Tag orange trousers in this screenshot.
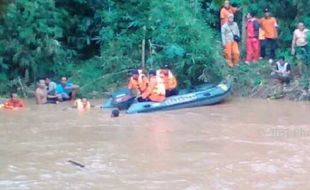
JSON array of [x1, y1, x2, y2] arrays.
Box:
[[224, 41, 240, 67]]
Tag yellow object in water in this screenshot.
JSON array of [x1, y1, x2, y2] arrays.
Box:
[[74, 99, 91, 111]]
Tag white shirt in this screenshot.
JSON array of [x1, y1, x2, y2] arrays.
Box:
[[221, 22, 240, 45], [293, 28, 309, 47], [48, 81, 57, 93]]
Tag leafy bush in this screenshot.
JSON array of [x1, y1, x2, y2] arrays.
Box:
[[0, 0, 75, 92], [1, 0, 310, 96]]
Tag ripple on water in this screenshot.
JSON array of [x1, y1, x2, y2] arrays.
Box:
[[250, 162, 279, 174], [2, 99, 310, 189]]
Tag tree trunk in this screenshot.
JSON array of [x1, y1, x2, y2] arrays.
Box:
[[141, 39, 146, 70], [24, 68, 29, 84], [241, 5, 248, 58]]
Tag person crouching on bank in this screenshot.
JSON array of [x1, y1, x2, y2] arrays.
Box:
[[271, 57, 291, 85]]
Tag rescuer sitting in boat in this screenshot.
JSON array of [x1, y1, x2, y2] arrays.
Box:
[[128, 69, 149, 95], [157, 65, 178, 97], [137, 70, 166, 102]]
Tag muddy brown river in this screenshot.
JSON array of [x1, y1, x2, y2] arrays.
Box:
[[1, 98, 310, 190]]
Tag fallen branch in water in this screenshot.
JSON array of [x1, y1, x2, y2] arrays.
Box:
[[67, 160, 85, 168]]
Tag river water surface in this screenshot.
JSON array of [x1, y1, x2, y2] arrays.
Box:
[[1, 98, 310, 190]]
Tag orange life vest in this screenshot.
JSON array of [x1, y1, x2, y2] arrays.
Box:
[[142, 76, 166, 102], [157, 69, 177, 90], [3, 99, 25, 109], [128, 70, 148, 94], [153, 76, 166, 96]]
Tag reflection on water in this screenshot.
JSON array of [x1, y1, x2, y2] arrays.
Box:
[[1, 98, 310, 189]]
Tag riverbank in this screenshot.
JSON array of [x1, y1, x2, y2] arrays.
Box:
[[1, 60, 309, 103], [231, 61, 310, 101]]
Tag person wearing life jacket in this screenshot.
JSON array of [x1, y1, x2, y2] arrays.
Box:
[[138, 70, 166, 102], [128, 69, 149, 95], [157, 65, 178, 97], [74, 98, 91, 111], [271, 56, 291, 84], [3, 93, 25, 109]]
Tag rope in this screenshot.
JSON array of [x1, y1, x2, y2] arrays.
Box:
[[80, 69, 130, 90]]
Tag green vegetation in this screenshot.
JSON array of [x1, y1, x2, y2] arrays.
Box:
[[0, 0, 310, 97]]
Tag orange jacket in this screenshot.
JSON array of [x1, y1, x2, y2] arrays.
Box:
[[128, 72, 149, 94], [141, 76, 166, 102], [220, 6, 238, 26], [259, 17, 278, 39], [3, 99, 25, 109], [259, 28, 265, 40], [157, 69, 177, 90]]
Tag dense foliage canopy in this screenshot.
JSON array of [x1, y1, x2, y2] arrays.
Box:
[[0, 0, 309, 95]]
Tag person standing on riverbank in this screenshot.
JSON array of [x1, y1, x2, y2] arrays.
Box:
[[291, 22, 309, 75], [259, 8, 278, 63], [245, 12, 260, 64], [220, 0, 239, 26], [221, 14, 240, 67]]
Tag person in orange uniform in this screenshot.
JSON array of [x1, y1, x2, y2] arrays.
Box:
[[3, 93, 25, 109], [259, 8, 278, 63], [220, 0, 239, 26], [157, 65, 178, 97], [221, 14, 240, 67], [128, 69, 149, 95], [245, 11, 260, 64], [138, 70, 166, 102]]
